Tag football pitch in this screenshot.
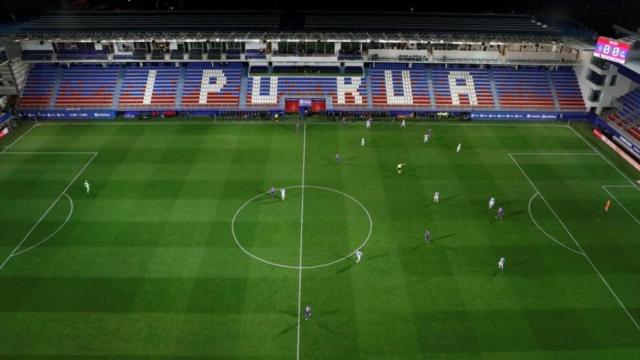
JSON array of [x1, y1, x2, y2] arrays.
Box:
[[1, 118, 640, 359]]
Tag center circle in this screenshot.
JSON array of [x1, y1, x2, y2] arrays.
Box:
[[231, 185, 372, 269]]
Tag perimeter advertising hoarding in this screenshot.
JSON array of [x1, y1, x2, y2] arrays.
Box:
[[21, 110, 115, 119]]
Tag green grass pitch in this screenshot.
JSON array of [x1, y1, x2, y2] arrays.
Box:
[[0, 118, 639, 359]]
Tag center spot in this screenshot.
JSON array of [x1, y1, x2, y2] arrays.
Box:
[[232, 186, 371, 269]]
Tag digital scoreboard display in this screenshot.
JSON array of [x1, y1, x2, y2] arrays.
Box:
[[594, 36, 631, 64]]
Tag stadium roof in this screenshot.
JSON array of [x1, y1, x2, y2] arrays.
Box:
[[0, 11, 596, 43]]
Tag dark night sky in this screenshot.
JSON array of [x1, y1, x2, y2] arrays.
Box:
[[1, 0, 639, 36]]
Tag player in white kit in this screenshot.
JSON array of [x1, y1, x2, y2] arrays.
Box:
[[280, 187, 286, 201], [423, 133, 429, 143], [355, 250, 363, 263], [433, 191, 440, 203], [489, 197, 496, 209], [401, 119, 406, 128], [498, 257, 505, 271], [361, 137, 365, 146], [84, 180, 90, 194]]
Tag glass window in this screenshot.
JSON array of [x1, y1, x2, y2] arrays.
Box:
[[587, 70, 605, 86], [590, 56, 611, 70]]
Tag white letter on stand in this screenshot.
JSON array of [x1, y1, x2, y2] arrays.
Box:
[[199, 69, 227, 104]]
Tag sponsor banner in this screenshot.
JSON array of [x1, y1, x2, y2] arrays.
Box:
[[471, 112, 561, 120], [471, 111, 587, 120], [591, 115, 640, 159], [299, 99, 312, 107], [0, 126, 9, 139], [593, 128, 640, 172], [613, 134, 640, 159], [21, 110, 115, 119]]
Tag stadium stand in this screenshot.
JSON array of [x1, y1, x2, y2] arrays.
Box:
[[607, 87, 640, 141], [119, 65, 180, 108], [19, 64, 58, 108], [16, 62, 586, 113], [55, 65, 119, 108], [551, 68, 588, 111], [180, 63, 242, 108], [493, 67, 556, 110], [431, 67, 495, 109], [369, 63, 430, 109], [8, 11, 593, 117]]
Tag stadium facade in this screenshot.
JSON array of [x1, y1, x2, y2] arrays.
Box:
[[0, 11, 639, 158]]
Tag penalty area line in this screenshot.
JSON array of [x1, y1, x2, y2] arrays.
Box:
[[566, 125, 640, 193], [510, 153, 640, 332], [0, 122, 39, 154], [12, 193, 74, 257], [0, 152, 97, 272], [527, 192, 584, 256], [602, 185, 640, 226]]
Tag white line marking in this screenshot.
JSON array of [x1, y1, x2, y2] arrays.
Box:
[[602, 184, 636, 188], [566, 125, 640, 192], [602, 185, 640, 226], [510, 153, 640, 331], [0, 152, 97, 272], [38, 121, 273, 126], [3, 151, 97, 155], [35, 121, 568, 127], [0, 122, 39, 154], [510, 152, 598, 156], [296, 124, 306, 360], [13, 193, 74, 257], [230, 185, 372, 269], [528, 192, 584, 256]]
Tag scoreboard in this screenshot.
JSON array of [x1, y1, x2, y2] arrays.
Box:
[[593, 36, 631, 64]]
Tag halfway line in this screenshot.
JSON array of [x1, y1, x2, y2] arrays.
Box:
[[296, 123, 307, 360]]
